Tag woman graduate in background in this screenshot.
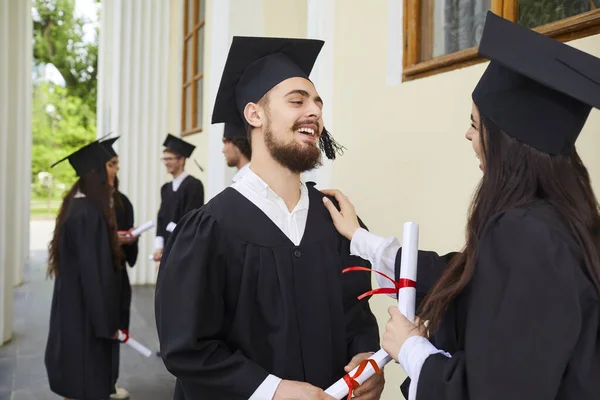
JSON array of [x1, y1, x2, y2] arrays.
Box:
[[322, 12, 600, 400], [101, 136, 139, 400], [45, 140, 122, 400]]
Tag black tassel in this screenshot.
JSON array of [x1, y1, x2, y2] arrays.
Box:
[[319, 128, 345, 160]]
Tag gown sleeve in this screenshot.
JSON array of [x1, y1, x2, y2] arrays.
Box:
[[156, 185, 167, 245], [121, 195, 139, 267], [416, 210, 581, 400], [155, 209, 270, 399], [68, 207, 118, 339], [342, 217, 381, 357], [182, 179, 205, 214]]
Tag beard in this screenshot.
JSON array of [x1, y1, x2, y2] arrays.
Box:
[[263, 118, 322, 174]]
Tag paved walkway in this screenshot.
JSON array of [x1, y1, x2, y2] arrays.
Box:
[[0, 226, 176, 400]]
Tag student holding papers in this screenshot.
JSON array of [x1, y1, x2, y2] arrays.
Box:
[[45, 140, 121, 400], [323, 12, 600, 400]]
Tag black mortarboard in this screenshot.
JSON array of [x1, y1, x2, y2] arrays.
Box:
[[212, 36, 324, 126], [100, 136, 120, 158], [223, 122, 247, 140], [472, 12, 600, 155], [163, 134, 195, 158], [50, 140, 112, 177]]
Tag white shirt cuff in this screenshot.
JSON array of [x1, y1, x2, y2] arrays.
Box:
[[398, 336, 451, 400], [248, 374, 282, 400], [155, 236, 164, 249], [350, 228, 401, 296]]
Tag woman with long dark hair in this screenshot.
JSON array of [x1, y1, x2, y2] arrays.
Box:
[[45, 140, 122, 400], [101, 136, 138, 400], [322, 12, 600, 400]]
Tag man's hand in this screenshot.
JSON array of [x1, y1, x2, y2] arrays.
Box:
[[153, 248, 163, 262], [273, 380, 336, 400], [344, 353, 385, 399]]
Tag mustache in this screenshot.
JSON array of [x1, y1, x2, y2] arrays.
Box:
[[292, 120, 321, 134]]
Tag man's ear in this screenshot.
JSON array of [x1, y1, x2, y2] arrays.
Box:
[[244, 102, 263, 129]]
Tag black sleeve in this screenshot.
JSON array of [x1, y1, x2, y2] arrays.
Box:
[[394, 248, 459, 310], [156, 185, 166, 240], [182, 179, 205, 215], [416, 211, 581, 400], [342, 216, 381, 357], [68, 209, 118, 339], [155, 210, 269, 399], [121, 194, 138, 267]]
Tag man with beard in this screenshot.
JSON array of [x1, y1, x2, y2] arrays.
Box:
[[222, 122, 252, 183], [155, 37, 383, 400]]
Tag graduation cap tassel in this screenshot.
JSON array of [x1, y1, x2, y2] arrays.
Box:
[[319, 128, 345, 160], [193, 158, 204, 172]]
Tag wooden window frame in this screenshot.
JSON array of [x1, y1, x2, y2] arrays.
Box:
[[181, 0, 205, 137], [403, 1, 600, 82]]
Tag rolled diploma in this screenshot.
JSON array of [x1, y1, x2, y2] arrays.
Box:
[[129, 220, 155, 238], [325, 222, 419, 399], [166, 222, 177, 232], [117, 330, 153, 357]]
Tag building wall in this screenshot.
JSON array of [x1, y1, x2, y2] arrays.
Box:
[[329, 1, 600, 397]]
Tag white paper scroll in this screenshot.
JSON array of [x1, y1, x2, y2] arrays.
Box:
[[117, 330, 152, 357], [128, 220, 155, 238], [166, 222, 177, 232], [325, 222, 419, 399]]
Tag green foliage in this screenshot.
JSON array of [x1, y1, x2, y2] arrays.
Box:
[[33, 0, 99, 113], [32, 82, 96, 191]]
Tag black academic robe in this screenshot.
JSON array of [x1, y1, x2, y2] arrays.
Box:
[[112, 191, 139, 387], [45, 198, 119, 400], [398, 202, 600, 400], [155, 185, 380, 399], [156, 175, 204, 246]]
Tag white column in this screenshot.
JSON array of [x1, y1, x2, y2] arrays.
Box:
[[304, 0, 335, 188], [98, 0, 171, 284], [0, 0, 32, 344]]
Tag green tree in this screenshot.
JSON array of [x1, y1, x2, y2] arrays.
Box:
[[32, 82, 96, 194], [33, 0, 99, 119]]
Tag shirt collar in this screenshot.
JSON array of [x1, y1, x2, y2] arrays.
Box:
[[232, 163, 251, 183], [172, 171, 189, 191], [243, 167, 309, 212]]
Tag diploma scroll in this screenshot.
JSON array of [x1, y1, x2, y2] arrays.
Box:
[[117, 330, 153, 358], [128, 220, 155, 238], [324, 222, 419, 399]]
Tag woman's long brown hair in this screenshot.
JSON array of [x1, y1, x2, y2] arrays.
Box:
[[418, 113, 600, 334], [47, 169, 122, 277]]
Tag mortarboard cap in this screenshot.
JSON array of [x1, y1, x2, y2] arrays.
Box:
[[163, 134, 196, 158], [50, 140, 112, 177], [223, 122, 247, 140], [472, 12, 600, 155], [100, 136, 120, 158], [212, 36, 324, 127]]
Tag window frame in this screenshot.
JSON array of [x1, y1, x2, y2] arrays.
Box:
[[403, 1, 600, 82], [181, 0, 206, 137]]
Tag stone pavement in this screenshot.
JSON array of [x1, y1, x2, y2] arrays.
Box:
[[0, 248, 176, 400]]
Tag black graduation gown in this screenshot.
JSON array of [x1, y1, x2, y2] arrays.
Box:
[[155, 185, 380, 399], [112, 191, 139, 387], [114, 191, 138, 330], [398, 202, 600, 400], [156, 175, 204, 246], [45, 198, 119, 400]]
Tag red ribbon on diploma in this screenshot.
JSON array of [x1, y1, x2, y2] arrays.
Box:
[[121, 329, 129, 343], [342, 359, 382, 400], [343, 266, 416, 300]]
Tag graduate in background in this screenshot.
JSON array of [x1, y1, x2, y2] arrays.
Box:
[[322, 12, 600, 400], [45, 140, 121, 400], [101, 136, 139, 400], [152, 134, 204, 262], [222, 122, 251, 183], [155, 37, 382, 400]]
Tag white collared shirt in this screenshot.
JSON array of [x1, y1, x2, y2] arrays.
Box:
[[231, 167, 309, 398], [172, 171, 189, 191], [232, 163, 251, 184]]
